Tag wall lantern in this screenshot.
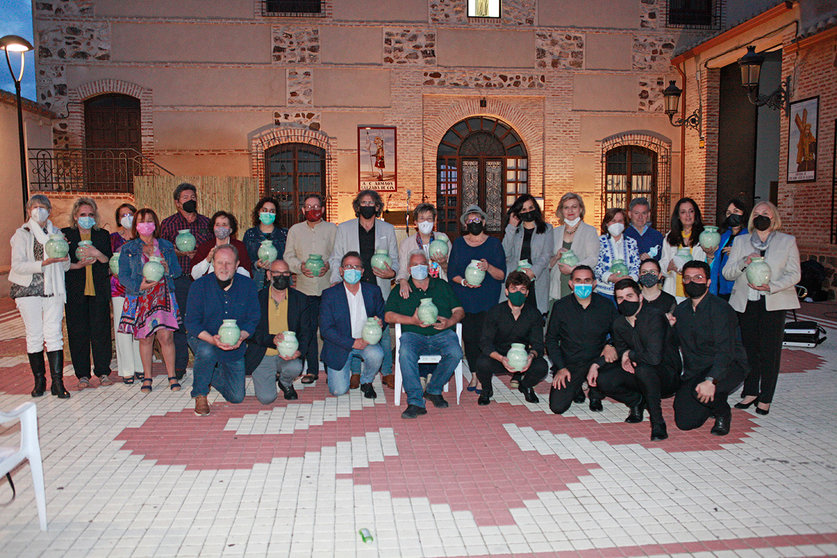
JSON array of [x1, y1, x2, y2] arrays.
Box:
[[737, 45, 791, 114], [662, 80, 702, 131]]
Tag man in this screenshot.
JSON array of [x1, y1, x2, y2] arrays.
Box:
[[320, 252, 386, 399], [637, 258, 676, 315], [185, 244, 260, 416], [589, 278, 681, 440], [673, 261, 748, 436], [546, 265, 619, 414], [385, 250, 464, 419], [329, 190, 399, 388], [160, 182, 212, 380], [625, 197, 664, 261], [245, 259, 314, 404], [476, 271, 547, 405], [283, 193, 337, 384]]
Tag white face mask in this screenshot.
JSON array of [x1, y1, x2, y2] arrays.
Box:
[[564, 217, 581, 227], [30, 207, 49, 223], [417, 221, 434, 235], [120, 214, 134, 229], [608, 222, 625, 237]]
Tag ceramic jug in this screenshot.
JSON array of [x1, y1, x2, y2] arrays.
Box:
[[429, 239, 449, 260], [464, 259, 486, 286], [258, 240, 278, 264], [45, 234, 69, 259], [559, 249, 579, 267], [75, 240, 93, 260], [370, 248, 392, 271], [517, 259, 532, 272], [417, 298, 439, 325], [142, 256, 165, 283], [746, 257, 772, 287], [361, 317, 383, 345], [175, 229, 196, 252], [699, 226, 721, 251], [305, 254, 325, 276], [218, 319, 241, 345], [608, 259, 629, 277], [277, 331, 299, 358], [109, 252, 121, 275], [506, 343, 529, 372]]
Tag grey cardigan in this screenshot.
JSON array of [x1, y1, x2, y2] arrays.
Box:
[[501, 222, 553, 314], [722, 231, 801, 312], [548, 221, 600, 301]]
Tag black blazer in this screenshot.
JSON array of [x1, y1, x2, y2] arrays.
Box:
[[244, 287, 314, 375], [63, 226, 113, 298]]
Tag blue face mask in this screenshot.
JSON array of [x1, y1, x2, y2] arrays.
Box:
[[573, 283, 593, 299], [410, 264, 428, 281], [343, 268, 362, 285], [78, 216, 96, 229]]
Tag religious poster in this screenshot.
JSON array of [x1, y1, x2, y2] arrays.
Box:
[[788, 96, 818, 183], [468, 0, 501, 17], [358, 126, 397, 191]]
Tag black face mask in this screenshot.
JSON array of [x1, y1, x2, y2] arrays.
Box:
[[182, 200, 197, 213], [753, 215, 771, 231], [358, 206, 377, 219], [683, 281, 707, 299], [638, 274, 659, 289], [617, 299, 640, 317], [519, 211, 536, 223], [466, 222, 484, 235], [725, 213, 743, 228], [272, 275, 291, 290], [216, 276, 233, 290]]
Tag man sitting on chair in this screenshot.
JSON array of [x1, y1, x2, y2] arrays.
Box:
[[385, 250, 464, 419], [319, 252, 386, 399]]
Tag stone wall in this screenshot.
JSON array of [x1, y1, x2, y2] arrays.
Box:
[[383, 29, 436, 65], [422, 71, 545, 88], [535, 31, 584, 70], [272, 26, 320, 64], [287, 70, 313, 106]]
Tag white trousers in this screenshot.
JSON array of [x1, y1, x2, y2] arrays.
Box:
[[15, 296, 65, 353], [112, 296, 143, 377]]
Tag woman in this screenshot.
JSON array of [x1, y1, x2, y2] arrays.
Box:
[[448, 205, 506, 392], [548, 192, 599, 303], [502, 194, 553, 314], [594, 208, 640, 299], [723, 201, 800, 415], [118, 208, 182, 393], [9, 195, 71, 398], [659, 197, 709, 301], [191, 211, 253, 280], [111, 203, 143, 384], [242, 197, 287, 289], [397, 202, 451, 297], [63, 197, 113, 389], [710, 198, 748, 300]]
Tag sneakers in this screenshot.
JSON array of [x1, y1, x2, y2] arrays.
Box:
[[360, 383, 377, 399], [194, 395, 210, 416], [423, 391, 449, 408], [401, 404, 428, 419]]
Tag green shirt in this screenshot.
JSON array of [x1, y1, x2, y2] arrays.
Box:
[[385, 277, 461, 336]]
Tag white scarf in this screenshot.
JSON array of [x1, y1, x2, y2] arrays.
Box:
[[26, 218, 67, 302]]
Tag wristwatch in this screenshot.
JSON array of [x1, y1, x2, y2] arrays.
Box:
[[704, 376, 718, 385]]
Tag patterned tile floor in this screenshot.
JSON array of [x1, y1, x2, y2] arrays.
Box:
[[0, 296, 836, 557]]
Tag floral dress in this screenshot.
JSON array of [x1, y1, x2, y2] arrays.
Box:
[[118, 240, 180, 338]]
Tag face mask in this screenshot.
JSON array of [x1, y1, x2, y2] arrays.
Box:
[[120, 214, 134, 229], [358, 206, 377, 219], [417, 221, 434, 235], [608, 222, 625, 237], [214, 227, 231, 240], [508, 291, 527, 306], [564, 217, 580, 227], [271, 275, 291, 290], [519, 211, 536, 223], [618, 299, 640, 317], [343, 268, 362, 285], [259, 212, 276, 225], [638, 273, 660, 289], [683, 281, 707, 299], [753, 215, 771, 231], [305, 208, 322, 222], [725, 213, 743, 228], [466, 222, 484, 235], [30, 207, 49, 223], [216, 276, 233, 290], [573, 284, 593, 299], [78, 216, 96, 230], [182, 200, 197, 213], [136, 222, 156, 236], [410, 264, 428, 280]]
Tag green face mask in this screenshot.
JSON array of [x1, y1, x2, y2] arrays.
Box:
[[508, 291, 527, 307], [259, 212, 276, 225]]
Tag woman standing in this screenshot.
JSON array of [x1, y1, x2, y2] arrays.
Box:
[[191, 211, 252, 279], [723, 201, 800, 415], [710, 198, 748, 300], [594, 208, 640, 299], [111, 203, 143, 384], [502, 194, 553, 314], [397, 202, 451, 297], [548, 192, 599, 303], [448, 205, 506, 392], [118, 208, 182, 393], [10, 195, 71, 398], [63, 197, 113, 389], [659, 197, 709, 301], [242, 197, 287, 289]]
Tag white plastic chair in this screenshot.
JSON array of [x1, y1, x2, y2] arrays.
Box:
[[0, 402, 47, 531], [394, 322, 463, 406]]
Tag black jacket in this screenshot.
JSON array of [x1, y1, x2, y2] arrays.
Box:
[[608, 304, 681, 374], [63, 226, 113, 298], [244, 287, 314, 375]]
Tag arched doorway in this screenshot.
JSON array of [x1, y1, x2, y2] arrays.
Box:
[[265, 142, 326, 229], [436, 116, 528, 237], [83, 93, 141, 191]]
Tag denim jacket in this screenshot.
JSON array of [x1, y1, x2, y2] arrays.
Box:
[[118, 238, 182, 296]]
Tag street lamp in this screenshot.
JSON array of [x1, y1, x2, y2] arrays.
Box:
[[662, 80, 702, 132], [1, 34, 35, 217], [737, 45, 791, 114]]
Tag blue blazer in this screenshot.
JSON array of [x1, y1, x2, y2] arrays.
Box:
[[118, 238, 181, 296], [319, 281, 386, 370]]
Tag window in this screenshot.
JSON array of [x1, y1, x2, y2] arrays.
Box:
[[262, 0, 323, 16], [83, 93, 142, 192], [265, 143, 326, 229], [667, 0, 717, 29], [605, 146, 659, 226]]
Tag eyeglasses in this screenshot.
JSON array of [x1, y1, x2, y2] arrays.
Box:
[[304, 204, 321, 210], [465, 217, 482, 224], [682, 274, 707, 283], [342, 264, 363, 270]]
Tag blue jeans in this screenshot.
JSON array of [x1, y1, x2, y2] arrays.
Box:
[[350, 325, 393, 377], [188, 336, 246, 403], [399, 330, 463, 408], [327, 343, 384, 396]]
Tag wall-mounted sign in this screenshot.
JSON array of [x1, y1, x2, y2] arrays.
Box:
[[358, 126, 397, 191], [468, 0, 501, 18], [788, 96, 818, 183]]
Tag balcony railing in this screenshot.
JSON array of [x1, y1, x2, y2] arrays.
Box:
[[28, 147, 173, 194]]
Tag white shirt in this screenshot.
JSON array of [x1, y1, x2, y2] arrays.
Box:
[[344, 284, 367, 339]]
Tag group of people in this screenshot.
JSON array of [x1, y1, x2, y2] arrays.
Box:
[[10, 184, 801, 439]]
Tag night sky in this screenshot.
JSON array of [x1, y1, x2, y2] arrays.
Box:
[[1, 0, 37, 101]]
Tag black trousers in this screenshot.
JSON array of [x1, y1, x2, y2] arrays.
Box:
[[595, 363, 680, 423], [65, 292, 112, 379], [304, 294, 321, 377], [462, 311, 487, 375], [738, 298, 785, 404], [549, 361, 615, 414], [173, 275, 193, 371], [674, 370, 743, 431], [475, 353, 547, 392]]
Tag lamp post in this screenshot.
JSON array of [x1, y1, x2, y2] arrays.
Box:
[[662, 80, 702, 131], [737, 45, 791, 114], [1, 35, 35, 217]]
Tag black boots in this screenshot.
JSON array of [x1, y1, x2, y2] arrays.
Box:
[[47, 350, 70, 399], [28, 351, 46, 397]]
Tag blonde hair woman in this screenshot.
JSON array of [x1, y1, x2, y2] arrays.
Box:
[[548, 193, 599, 303]]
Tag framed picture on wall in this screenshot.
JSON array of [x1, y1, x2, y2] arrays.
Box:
[[788, 96, 818, 183], [468, 0, 501, 18], [358, 126, 397, 191]]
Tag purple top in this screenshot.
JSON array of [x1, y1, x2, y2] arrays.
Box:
[[110, 231, 130, 297]]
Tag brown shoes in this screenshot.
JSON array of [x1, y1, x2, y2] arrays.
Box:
[[194, 395, 210, 416], [381, 374, 395, 389], [349, 374, 361, 389]]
